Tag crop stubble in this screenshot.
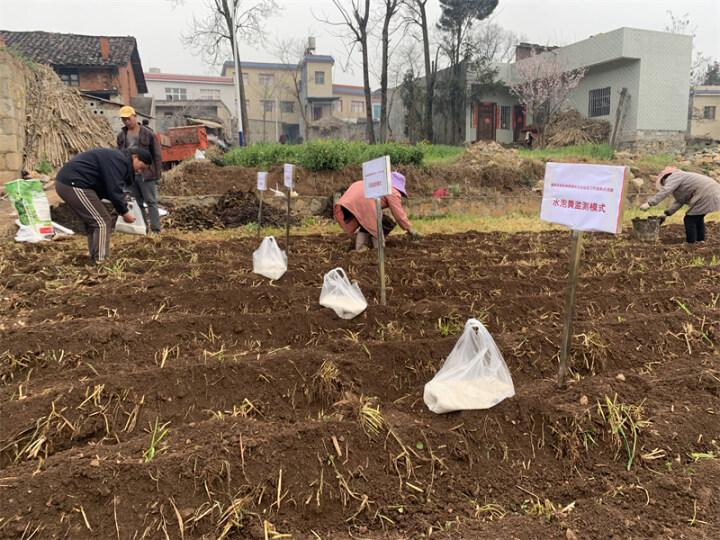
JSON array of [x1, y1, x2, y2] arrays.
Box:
[[0, 226, 718, 539]]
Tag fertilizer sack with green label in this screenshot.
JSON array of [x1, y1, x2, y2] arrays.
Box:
[[4, 179, 54, 241], [424, 319, 515, 414]]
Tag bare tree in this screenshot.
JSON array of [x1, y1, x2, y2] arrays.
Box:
[[274, 37, 310, 141], [386, 41, 423, 140], [508, 52, 586, 147], [664, 11, 712, 86], [378, 0, 402, 142], [402, 0, 435, 142], [319, 1, 375, 143], [182, 0, 280, 143], [471, 21, 524, 63]]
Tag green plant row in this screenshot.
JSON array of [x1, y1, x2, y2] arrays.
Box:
[[223, 140, 425, 171]]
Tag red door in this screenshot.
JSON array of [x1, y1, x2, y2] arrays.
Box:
[[476, 103, 496, 141], [513, 105, 525, 142]]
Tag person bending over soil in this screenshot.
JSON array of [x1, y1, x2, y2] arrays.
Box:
[[55, 148, 151, 263], [640, 166, 720, 244], [334, 171, 420, 251]]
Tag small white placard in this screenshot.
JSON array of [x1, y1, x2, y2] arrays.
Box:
[[540, 162, 627, 234], [362, 156, 392, 199], [257, 171, 267, 191], [283, 163, 294, 189]]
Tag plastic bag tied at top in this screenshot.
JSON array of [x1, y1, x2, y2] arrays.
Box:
[[424, 318, 515, 414], [253, 236, 287, 280], [319, 267, 367, 319]]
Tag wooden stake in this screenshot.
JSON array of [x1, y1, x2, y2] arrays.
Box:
[[375, 199, 387, 306], [558, 230, 583, 387], [257, 189, 264, 238], [285, 187, 291, 254]]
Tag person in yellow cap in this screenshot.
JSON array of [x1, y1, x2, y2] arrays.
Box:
[[117, 105, 163, 233]]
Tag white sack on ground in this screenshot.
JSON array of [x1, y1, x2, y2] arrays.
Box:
[[319, 267, 367, 319], [424, 318, 515, 414], [253, 236, 287, 280]]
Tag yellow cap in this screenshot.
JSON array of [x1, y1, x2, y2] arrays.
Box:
[[119, 105, 136, 118]]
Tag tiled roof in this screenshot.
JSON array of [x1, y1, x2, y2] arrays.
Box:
[[221, 59, 298, 76], [333, 84, 364, 96], [0, 30, 136, 66], [146, 73, 234, 85], [0, 30, 147, 93]]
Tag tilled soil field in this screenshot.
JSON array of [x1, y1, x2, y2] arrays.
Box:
[[1, 226, 718, 539]]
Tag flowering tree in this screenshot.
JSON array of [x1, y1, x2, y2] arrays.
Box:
[[509, 52, 586, 147]]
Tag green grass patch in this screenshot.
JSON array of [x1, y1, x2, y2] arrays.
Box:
[[224, 140, 431, 171], [420, 143, 464, 165], [518, 144, 615, 161]]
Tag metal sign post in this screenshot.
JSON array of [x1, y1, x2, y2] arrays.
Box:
[[558, 230, 583, 387], [283, 164, 294, 253], [257, 172, 267, 238], [362, 156, 392, 307]]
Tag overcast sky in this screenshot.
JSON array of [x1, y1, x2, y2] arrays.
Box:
[[1, 0, 718, 86]]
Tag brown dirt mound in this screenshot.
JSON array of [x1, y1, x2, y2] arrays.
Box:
[[160, 156, 541, 199], [165, 190, 294, 230], [1, 227, 718, 539]]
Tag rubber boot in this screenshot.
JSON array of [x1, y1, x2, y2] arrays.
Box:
[[355, 231, 370, 252]]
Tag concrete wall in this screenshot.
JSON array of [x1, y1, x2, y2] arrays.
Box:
[[690, 87, 720, 140], [0, 50, 28, 182], [465, 87, 518, 144], [304, 60, 333, 98], [567, 58, 640, 136]]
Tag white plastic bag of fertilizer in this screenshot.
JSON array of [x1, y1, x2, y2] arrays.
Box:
[[4, 179, 53, 242], [319, 267, 367, 319], [115, 197, 147, 235], [424, 318, 514, 414], [253, 236, 287, 280]]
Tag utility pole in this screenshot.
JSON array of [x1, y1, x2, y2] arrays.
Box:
[[229, 1, 245, 146]]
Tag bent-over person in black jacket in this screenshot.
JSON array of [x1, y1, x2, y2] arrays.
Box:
[[55, 148, 152, 262]]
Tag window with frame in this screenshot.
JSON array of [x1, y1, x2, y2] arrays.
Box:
[[280, 101, 294, 113], [259, 73, 274, 86], [261, 100, 274, 112], [333, 100, 342, 113], [58, 69, 79, 87], [165, 87, 187, 101], [351, 101, 364, 113], [588, 87, 611, 117], [703, 106, 716, 120], [314, 71, 325, 84], [500, 106, 511, 129], [200, 88, 221, 100]]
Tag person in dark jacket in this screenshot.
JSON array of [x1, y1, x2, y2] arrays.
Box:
[[117, 106, 163, 233], [55, 148, 152, 262]]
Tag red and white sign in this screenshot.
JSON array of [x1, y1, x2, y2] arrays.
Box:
[[362, 156, 392, 199], [540, 162, 627, 234]]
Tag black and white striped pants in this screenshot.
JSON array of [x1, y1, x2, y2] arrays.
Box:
[[55, 182, 114, 262]]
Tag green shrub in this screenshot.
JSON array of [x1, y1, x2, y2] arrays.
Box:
[[223, 140, 438, 171], [224, 143, 298, 168], [297, 140, 353, 171]]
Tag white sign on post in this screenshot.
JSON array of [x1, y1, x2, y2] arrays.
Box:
[[362, 156, 392, 199], [257, 171, 267, 191], [283, 164, 294, 189], [540, 162, 628, 234]]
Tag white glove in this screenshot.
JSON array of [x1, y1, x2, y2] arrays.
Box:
[[639, 202, 650, 211]]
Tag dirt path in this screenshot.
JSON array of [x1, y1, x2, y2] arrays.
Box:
[[0, 227, 718, 539]]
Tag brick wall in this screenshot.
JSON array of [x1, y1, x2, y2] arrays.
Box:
[[0, 49, 28, 183]]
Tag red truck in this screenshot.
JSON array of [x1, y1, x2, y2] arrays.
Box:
[[157, 125, 208, 168]]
